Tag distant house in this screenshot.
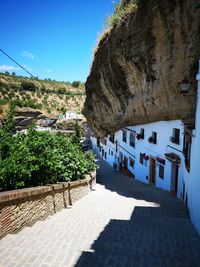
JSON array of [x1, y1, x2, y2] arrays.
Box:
[[65, 111, 77, 120]]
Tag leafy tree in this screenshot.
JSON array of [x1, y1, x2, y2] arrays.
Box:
[[72, 81, 81, 88], [12, 72, 16, 76], [4, 103, 16, 135], [71, 121, 83, 146], [5, 71, 9, 75]]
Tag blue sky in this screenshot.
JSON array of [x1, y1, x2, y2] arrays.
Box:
[[0, 0, 117, 82]]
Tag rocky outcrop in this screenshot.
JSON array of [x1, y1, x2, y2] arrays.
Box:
[[84, 0, 200, 137], [14, 107, 57, 130], [15, 107, 43, 118]]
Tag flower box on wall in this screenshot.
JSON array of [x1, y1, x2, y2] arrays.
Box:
[[156, 157, 165, 165]]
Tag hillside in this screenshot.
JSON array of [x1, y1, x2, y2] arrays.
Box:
[[0, 72, 85, 119]]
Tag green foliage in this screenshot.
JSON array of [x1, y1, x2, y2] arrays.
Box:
[[60, 107, 67, 114], [12, 99, 42, 110], [72, 81, 81, 88], [71, 121, 83, 146], [107, 0, 138, 28], [57, 88, 66, 94], [0, 98, 9, 106], [21, 81, 37, 91], [0, 127, 96, 191], [0, 108, 96, 191], [4, 104, 16, 135]]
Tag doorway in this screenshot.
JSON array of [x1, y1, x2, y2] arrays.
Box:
[[123, 156, 128, 170], [171, 163, 179, 195], [149, 157, 156, 185], [119, 152, 123, 170]]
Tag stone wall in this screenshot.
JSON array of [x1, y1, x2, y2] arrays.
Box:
[[0, 172, 96, 239]]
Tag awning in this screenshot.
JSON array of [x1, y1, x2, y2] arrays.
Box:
[[165, 152, 181, 164]]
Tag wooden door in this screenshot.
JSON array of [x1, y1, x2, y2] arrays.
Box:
[[149, 157, 156, 185]]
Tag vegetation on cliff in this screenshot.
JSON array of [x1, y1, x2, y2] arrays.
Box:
[[0, 107, 96, 191], [107, 0, 138, 29]]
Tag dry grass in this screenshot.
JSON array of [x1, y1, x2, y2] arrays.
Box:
[[0, 73, 85, 119]]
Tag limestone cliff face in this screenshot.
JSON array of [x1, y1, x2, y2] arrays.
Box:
[[84, 0, 200, 137]]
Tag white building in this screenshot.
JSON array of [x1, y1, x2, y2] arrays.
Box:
[[91, 120, 186, 198], [90, 62, 200, 235], [188, 64, 200, 234], [65, 111, 77, 120]]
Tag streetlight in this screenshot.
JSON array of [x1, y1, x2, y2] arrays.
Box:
[[178, 78, 196, 96], [179, 78, 191, 94]]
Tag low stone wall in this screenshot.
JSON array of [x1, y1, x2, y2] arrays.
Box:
[[0, 171, 96, 239]]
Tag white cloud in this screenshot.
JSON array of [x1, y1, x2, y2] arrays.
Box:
[[45, 69, 53, 73], [0, 65, 20, 71], [22, 51, 35, 59]]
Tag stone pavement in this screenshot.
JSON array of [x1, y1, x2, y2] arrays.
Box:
[[0, 159, 200, 267]]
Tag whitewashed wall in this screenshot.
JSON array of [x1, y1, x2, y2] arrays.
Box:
[[91, 120, 186, 198], [188, 68, 200, 234]]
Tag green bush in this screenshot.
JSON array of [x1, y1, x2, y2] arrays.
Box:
[[12, 99, 42, 110], [0, 98, 9, 106], [57, 88, 66, 94], [0, 121, 97, 191], [21, 81, 37, 92], [72, 81, 81, 88]]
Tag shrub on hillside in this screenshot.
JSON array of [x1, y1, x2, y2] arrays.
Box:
[[72, 81, 81, 88], [21, 81, 37, 91]]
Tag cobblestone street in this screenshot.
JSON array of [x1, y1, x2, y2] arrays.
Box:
[[0, 159, 200, 267]]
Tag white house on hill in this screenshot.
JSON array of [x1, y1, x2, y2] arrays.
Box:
[[65, 111, 77, 120]]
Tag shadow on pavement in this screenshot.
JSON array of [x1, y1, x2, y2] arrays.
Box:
[[75, 207, 200, 267], [74, 160, 200, 267]]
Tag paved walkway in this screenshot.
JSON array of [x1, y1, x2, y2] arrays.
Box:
[[0, 160, 200, 267]]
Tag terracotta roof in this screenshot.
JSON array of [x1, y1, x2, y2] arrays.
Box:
[[165, 152, 181, 164]]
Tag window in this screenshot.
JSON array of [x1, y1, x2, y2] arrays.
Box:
[[104, 139, 107, 145], [111, 151, 113, 156], [109, 133, 115, 143], [140, 128, 145, 139], [140, 153, 144, 165], [129, 158, 135, 168], [183, 131, 192, 172], [109, 149, 110, 155], [170, 128, 180, 144], [122, 129, 127, 143], [159, 165, 164, 179], [104, 152, 107, 160], [130, 133, 135, 148], [97, 137, 100, 147], [152, 132, 157, 144], [149, 132, 157, 144], [137, 128, 145, 140]]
